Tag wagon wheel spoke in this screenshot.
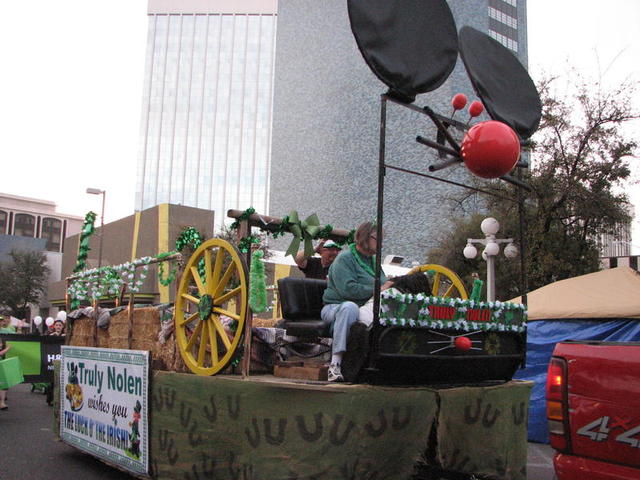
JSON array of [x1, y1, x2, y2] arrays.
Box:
[[197, 321, 209, 366], [432, 273, 442, 296], [178, 311, 198, 327], [181, 293, 200, 306], [191, 266, 207, 295], [186, 320, 204, 351], [214, 286, 242, 305], [213, 308, 240, 322], [211, 317, 232, 350], [208, 317, 219, 364], [208, 248, 224, 295], [213, 263, 237, 298], [443, 284, 455, 298]]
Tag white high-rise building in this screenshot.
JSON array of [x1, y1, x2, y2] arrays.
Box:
[[136, 0, 278, 227]]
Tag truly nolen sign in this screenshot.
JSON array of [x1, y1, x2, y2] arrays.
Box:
[[60, 346, 149, 475]]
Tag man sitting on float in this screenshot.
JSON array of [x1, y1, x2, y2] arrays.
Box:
[[321, 221, 393, 382]]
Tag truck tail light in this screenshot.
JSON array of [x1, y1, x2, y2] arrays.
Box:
[[546, 356, 570, 452]]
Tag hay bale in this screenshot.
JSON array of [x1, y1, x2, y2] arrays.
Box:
[[97, 325, 109, 348], [108, 309, 132, 349], [252, 317, 280, 328], [131, 307, 160, 352], [69, 316, 96, 347]]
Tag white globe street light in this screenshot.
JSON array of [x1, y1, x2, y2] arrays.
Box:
[[480, 217, 500, 236], [484, 241, 500, 256], [462, 217, 518, 301], [463, 244, 478, 259], [504, 243, 519, 259]]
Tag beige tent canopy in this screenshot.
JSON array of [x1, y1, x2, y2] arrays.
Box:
[[511, 266, 640, 321]]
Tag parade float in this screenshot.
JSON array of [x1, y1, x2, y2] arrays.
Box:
[[54, 1, 543, 478]]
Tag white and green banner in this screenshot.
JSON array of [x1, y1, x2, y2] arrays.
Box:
[[60, 346, 149, 476]]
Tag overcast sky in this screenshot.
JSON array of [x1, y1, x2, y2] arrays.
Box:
[[1, 1, 638, 249]]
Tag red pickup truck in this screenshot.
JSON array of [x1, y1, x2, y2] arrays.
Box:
[[546, 341, 640, 480]]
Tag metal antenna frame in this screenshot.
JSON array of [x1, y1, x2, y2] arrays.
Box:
[[369, 93, 530, 372]]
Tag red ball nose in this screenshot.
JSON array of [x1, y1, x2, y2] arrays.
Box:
[[454, 336, 472, 351], [460, 120, 521, 179]]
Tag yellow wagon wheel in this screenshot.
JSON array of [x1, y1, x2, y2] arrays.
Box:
[[175, 238, 248, 375], [407, 264, 468, 299]]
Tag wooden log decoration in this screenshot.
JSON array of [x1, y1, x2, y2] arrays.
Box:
[[226, 209, 352, 242]]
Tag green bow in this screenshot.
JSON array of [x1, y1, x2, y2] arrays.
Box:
[[285, 211, 321, 258]]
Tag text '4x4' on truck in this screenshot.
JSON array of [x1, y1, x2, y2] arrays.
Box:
[[546, 341, 640, 480]]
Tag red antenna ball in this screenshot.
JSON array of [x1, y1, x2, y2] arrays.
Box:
[[468, 100, 484, 117], [454, 336, 472, 351], [461, 121, 521, 179], [451, 93, 468, 111]]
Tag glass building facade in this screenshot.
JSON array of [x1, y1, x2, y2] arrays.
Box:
[[488, 0, 520, 52], [136, 1, 278, 228]]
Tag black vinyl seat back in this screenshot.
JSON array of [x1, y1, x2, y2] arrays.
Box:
[[278, 277, 327, 320], [277, 277, 331, 337]]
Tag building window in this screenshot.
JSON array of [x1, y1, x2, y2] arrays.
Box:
[[489, 30, 518, 53], [41, 217, 62, 252], [0, 210, 6, 234], [14, 213, 35, 237]]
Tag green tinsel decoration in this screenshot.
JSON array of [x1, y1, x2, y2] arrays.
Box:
[[238, 235, 261, 253], [470, 279, 484, 303], [175, 227, 204, 252], [158, 259, 178, 286], [229, 207, 256, 231], [73, 211, 98, 274], [248, 250, 267, 313]]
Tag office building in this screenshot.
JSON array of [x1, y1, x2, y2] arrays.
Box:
[[136, 0, 278, 229], [268, 0, 529, 263], [0, 192, 84, 318]]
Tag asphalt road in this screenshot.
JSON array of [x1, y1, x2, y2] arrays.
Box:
[[0, 383, 132, 480], [0, 382, 556, 480]]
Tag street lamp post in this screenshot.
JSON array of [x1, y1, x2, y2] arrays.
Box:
[[462, 217, 518, 302], [86, 188, 106, 269]]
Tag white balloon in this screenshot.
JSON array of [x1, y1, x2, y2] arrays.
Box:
[[34, 316, 43, 326], [45, 317, 55, 327], [56, 310, 67, 322]]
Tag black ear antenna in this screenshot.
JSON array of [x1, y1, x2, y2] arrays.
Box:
[[348, 1, 542, 178]]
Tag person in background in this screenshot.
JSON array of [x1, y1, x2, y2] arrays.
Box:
[[321, 222, 393, 382], [49, 319, 65, 336], [294, 239, 341, 280], [0, 335, 11, 409], [0, 315, 16, 334]]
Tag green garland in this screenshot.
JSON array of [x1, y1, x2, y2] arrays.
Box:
[[379, 289, 527, 333], [238, 235, 261, 254], [229, 207, 355, 253], [229, 207, 255, 231], [67, 253, 179, 309], [72, 211, 98, 274], [158, 257, 179, 286], [248, 250, 267, 312], [175, 227, 204, 252]]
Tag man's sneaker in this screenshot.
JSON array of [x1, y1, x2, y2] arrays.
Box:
[[327, 363, 344, 382]]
